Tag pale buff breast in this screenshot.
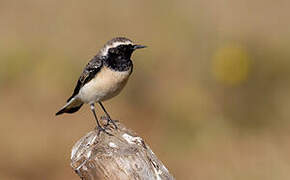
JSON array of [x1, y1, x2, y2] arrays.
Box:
[[78, 66, 131, 103]]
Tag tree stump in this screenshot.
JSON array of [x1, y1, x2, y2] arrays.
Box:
[[71, 119, 175, 180]]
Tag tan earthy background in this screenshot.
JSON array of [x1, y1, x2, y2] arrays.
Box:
[[1, 0, 290, 179]]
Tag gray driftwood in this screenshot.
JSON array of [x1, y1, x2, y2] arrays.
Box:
[[71, 118, 175, 180]]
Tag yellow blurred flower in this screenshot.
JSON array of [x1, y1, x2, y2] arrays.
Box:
[[212, 45, 251, 85]]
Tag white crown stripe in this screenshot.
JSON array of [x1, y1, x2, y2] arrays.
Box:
[[100, 41, 133, 56]]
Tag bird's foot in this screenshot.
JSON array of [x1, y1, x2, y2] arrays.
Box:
[[95, 125, 113, 136], [101, 116, 119, 130]]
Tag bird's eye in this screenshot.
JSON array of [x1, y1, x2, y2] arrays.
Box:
[[118, 45, 126, 50]]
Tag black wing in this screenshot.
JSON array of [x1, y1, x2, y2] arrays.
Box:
[[66, 55, 103, 102]]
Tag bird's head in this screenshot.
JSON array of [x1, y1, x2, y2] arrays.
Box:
[[100, 37, 146, 59]]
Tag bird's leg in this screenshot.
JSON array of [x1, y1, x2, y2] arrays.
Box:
[[98, 102, 118, 129], [90, 103, 112, 136]]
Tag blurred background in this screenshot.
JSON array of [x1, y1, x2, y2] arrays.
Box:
[[1, 0, 290, 179]]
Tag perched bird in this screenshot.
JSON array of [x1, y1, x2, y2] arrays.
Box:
[[56, 37, 146, 133]]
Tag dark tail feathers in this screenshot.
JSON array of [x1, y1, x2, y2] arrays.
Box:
[[55, 97, 83, 116]]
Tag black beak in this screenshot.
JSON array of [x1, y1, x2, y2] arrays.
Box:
[[133, 44, 147, 50]]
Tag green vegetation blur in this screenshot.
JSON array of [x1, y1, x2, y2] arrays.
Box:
[[1, 0, 290, 179]]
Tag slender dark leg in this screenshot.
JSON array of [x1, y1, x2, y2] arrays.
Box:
[[90, 103, 111, 136], [98, 102, 118, 129]]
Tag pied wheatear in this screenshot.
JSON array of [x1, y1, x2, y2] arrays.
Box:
[[56, 37, 146, 134]]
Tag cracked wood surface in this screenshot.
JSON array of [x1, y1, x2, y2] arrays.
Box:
[[71, 119, 175, 180]]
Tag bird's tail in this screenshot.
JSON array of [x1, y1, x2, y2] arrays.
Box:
[[55, 97, 83, 116]]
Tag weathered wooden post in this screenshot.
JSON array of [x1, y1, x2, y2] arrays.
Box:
[[71, 119, 175, 180]]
